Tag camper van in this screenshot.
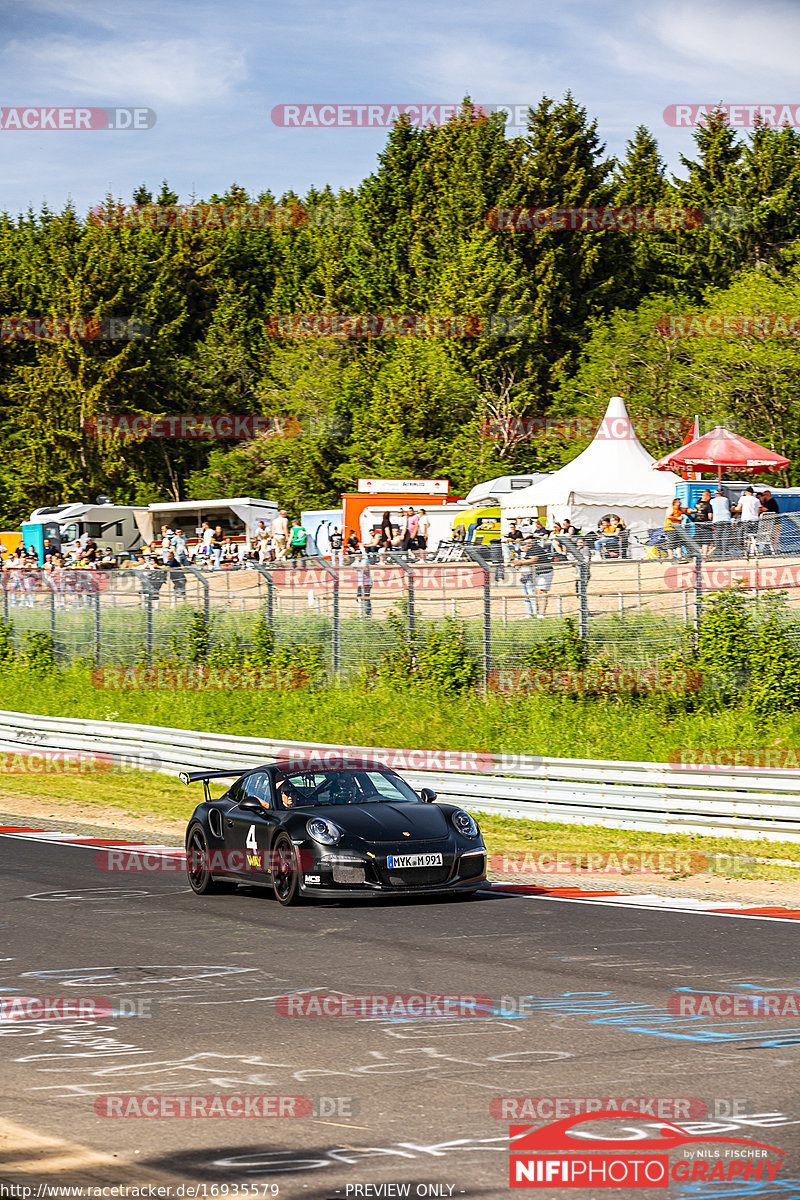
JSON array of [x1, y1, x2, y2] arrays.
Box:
[[23, 502, 146, 561]]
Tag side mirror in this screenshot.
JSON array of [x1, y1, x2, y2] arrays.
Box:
[[237, 797, 264, 813], [419, 787, 437, 802]]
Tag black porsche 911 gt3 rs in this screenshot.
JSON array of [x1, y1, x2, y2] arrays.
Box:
[[181, 757, 487, 905]]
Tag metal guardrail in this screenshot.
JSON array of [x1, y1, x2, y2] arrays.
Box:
[[1, 709, 800, 843]]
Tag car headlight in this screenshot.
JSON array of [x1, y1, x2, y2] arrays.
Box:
[[306, 817, 343, 846], [451, 809, 479, 838]]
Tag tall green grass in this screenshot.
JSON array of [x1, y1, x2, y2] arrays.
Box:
[[1, 662, 799, 762]]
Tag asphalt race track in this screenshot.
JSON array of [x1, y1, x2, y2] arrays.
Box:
[[2, 832, 800, 1199]]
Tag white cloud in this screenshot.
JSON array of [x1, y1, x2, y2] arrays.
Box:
[[3, 35, 247, 105], [654, 2, 800, 78]]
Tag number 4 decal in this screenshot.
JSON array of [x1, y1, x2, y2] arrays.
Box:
[[246, 825, 258, 852]]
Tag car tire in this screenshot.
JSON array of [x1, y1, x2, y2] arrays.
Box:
[[271, 833, 301, 906], [185, 822, 234, 895]]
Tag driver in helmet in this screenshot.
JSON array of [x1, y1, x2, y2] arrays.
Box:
[[276, 777, 317, 808]]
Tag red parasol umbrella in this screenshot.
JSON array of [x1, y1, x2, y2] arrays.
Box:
[[653, 425, 789, 487]]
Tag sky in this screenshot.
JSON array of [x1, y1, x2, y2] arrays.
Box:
[[1, 0, 800, 217]]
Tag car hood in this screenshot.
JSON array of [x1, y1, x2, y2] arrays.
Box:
[[310, 801, 452, 843]]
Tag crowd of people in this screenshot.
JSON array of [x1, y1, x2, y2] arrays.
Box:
[[665, 487, 782, 558]]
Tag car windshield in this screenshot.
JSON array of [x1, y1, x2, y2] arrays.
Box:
[[274, 769, 421, 807]]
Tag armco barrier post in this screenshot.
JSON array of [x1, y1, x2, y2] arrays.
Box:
[[464, 545, 491, 689], [311, 556, 339, 676], [387, 551, 415, 640], [558, 539, 590, 640], [672, 526, 703, 630]]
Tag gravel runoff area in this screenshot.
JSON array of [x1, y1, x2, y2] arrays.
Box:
[[3, 787, 800, 909]]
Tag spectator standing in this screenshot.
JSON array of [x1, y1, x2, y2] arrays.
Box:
[[689, 489, 713, 558], [758, 489, 781, 555], [398, 508, 409, 548], [406, 508, 420, 553], [173, 529, 190, 566], [417, 509, 430, 552], [732, 487, 759, 555], [379, 511, 393, 549], [664, 498, 690, 558], [517, 534, 554, 618], [160, 525, 173, 563], [272, 510, 290, 560], [710, 490, 732, 558], [164, 549, 187, 600], [211, 526, 224, 571], [200, 522, 213, 566], [289, 520, 308, 560], [329, 527, 344, 567]]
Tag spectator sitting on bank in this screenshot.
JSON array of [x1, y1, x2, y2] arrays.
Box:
[[346, 531, 360, 560], [548, 522, 564, 555], [505, 520, 524, 562]]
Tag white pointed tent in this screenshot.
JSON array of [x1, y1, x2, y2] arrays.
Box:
[[501, 396, 681, 535]]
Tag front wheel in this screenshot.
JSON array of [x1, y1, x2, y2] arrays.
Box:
[[185, 823, 234, 895], [271, 833, 301, 906]]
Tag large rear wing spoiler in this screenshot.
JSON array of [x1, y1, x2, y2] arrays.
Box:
[[178, 768, 250, 785]]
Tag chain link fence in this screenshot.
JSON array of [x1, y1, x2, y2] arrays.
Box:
[[3, 539, 800, 680]]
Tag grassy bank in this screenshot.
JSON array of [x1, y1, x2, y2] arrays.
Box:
[[1, 663, 799, 763]]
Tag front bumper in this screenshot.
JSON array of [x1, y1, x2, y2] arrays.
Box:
[[298, 847, 487, 897]]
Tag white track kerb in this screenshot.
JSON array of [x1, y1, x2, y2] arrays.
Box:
[[0, 710, 799, 842]]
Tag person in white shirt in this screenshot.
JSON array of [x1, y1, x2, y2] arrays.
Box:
[[710, 490, 731, 558], [272, 510, 290, 560], [733, 487, 761, 555], [173, 529, 190, 566]]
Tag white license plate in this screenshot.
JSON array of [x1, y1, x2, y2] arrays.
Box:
[[387, 853, 443, 869]]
